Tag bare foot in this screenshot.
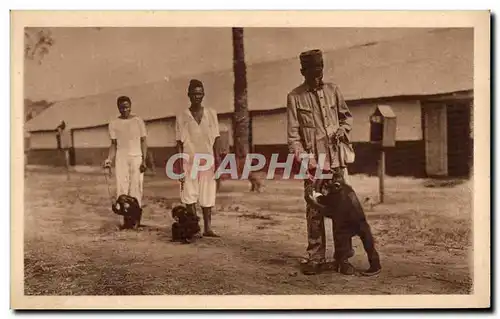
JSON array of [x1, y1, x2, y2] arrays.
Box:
[[203, 230, 220, 237]]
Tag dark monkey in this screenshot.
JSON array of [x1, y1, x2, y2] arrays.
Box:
[[112, 194, 143, 230], [306, 171, 382, 276], [171, 205, 201, 244]]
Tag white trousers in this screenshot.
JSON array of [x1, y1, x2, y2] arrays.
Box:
[[115, 154, 144, 207], [342, 167, 351, 185], [180, 170, 217, 208]]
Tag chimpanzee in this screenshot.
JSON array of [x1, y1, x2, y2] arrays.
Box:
[[171, 205, 201, 244], [112, 194, 143, 230], [249, 172, 263, 193], [306, 170, 382, 276]]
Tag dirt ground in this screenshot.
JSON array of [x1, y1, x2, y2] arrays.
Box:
[[23, 168, 473, 295]]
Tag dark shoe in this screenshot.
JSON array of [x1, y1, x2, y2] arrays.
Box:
[[361, 266, 381, 276], [337, 260, 355, 275], [300, 260, 322, 275], [361, 261, 381, 276]]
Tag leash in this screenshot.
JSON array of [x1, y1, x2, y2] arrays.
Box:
[[103, 166, 115, 206]]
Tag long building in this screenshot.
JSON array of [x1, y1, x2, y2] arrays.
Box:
[[25, 28, 474, 177]]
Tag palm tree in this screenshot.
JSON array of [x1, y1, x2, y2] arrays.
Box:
[[231, 27, 261, 191], [232, 27, 250, 172]]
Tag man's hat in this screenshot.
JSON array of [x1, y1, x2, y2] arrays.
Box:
[[299, 49, 324, 69], [188, 79, 204, 93]]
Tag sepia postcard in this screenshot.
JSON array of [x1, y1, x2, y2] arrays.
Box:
[[11, 10, 491, 310]]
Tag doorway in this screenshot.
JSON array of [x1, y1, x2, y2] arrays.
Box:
[[423, 103, 448, 176], [422, 100, 473, 178], [446, 102, 472, 177]]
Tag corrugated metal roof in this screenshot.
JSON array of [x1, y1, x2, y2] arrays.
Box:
[[25, 28, 473, 132]]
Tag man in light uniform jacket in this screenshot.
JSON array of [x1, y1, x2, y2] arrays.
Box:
[[287, 49, 355, 275]]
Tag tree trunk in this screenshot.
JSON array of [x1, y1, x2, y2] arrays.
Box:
[[232, 27, 250, 176]]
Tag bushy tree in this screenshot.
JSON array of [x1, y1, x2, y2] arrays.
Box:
[[24, 28, 54, 64]]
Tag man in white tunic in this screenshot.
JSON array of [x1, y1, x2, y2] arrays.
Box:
[[175, 79, 221, 237], [104, 96, 148, 208]]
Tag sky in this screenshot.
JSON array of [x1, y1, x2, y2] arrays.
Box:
[[24, 27, 435, 102]]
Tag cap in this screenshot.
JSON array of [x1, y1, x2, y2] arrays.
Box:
[[299, 49, 324, 69], [188, 79, 204, 93]]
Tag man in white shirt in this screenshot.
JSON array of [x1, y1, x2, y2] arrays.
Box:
[[104, 96, 148, 208], [175, 79, 221, 237]]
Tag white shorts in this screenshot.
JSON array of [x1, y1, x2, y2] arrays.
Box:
[[180, 172, 217, 208]]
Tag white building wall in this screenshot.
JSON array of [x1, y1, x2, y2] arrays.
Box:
[[251, 100, 423, 145], [30, 100, 422, 150], [29, 131, 58, 149], [350, 100, 422, 142], [219, 117, 233, 146], [73, 126, 109, 148], [251, 112, 287, 145], [146, 120, 176, 147]]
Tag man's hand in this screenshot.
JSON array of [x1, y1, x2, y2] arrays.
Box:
[[178, 169, 186, 184], [103, 158, 112, 168], [297, 153, 318, 180], [307, 155, 318, 172], [211, 153, 222, 181], [214, 155, 222, 176], [214, 155, 221, 168], [139, 161, 147, 173], [334, 127, 347, 142], [297, 153, 317, 171]]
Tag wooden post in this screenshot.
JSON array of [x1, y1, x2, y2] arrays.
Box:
[[371, 105, 396, 203], [378, 147, 385, 203], [64, 149, 71, 181]]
